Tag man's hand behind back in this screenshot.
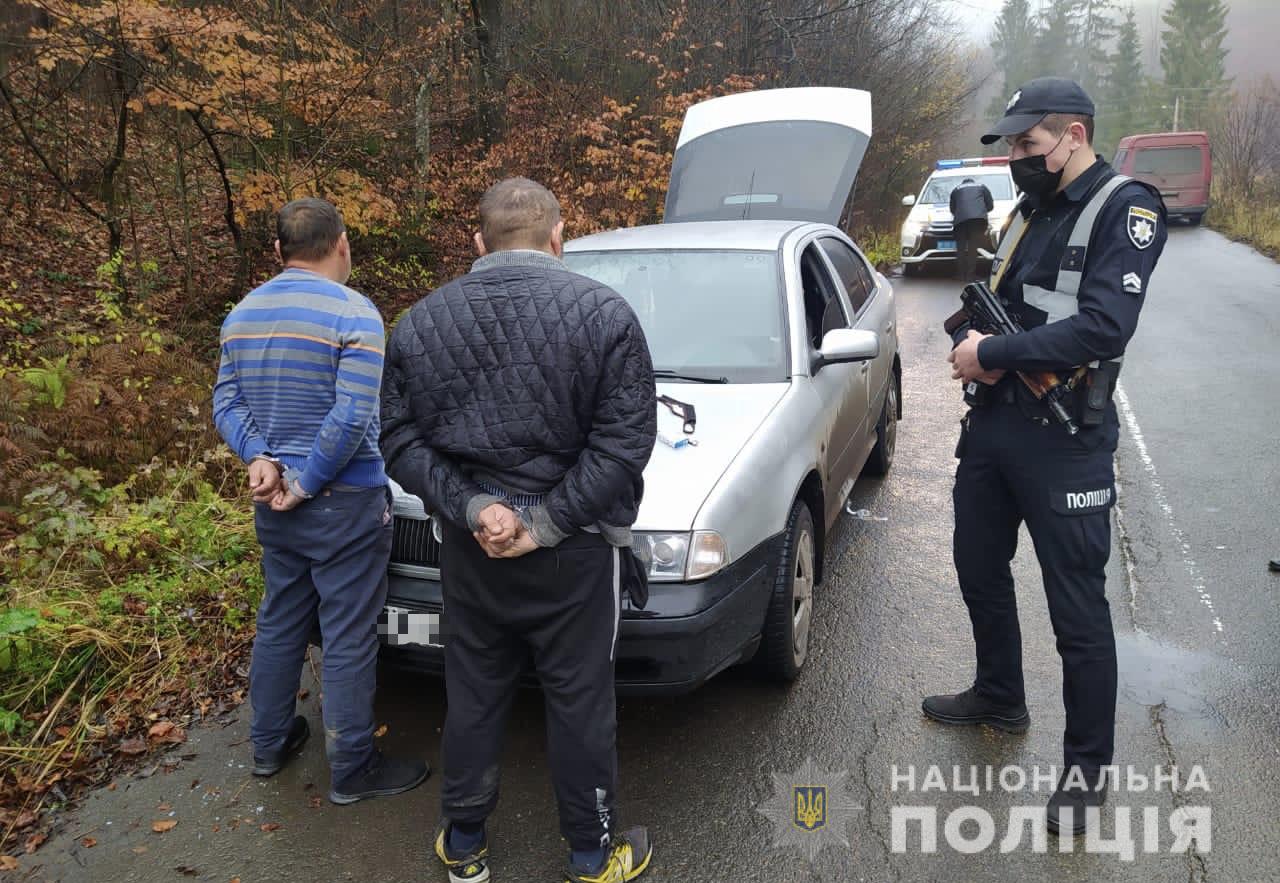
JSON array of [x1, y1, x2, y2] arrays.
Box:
[[248, 458, 283, 504]]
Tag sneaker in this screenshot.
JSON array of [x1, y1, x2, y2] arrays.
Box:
[[921, 686, 1030, 733], [1046, 770, 1108, 837], [565, 827, 653, 883], [328, 750, 430, 805], [433, 819, 490, 883], [252, 715, 310, 777]]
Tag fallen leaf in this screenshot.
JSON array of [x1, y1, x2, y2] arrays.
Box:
[[23, 832, 47, 853], [157, 802, 172, 811], [13, 811, 36, 829], [108, 783, 118, 791], [373, 724, 388, 738], [118, 738, 148, 756], [132, 846, 148, 855], [149, 721, 187, 745], [152, 820, 178, 833], [230, 878, 241, 883], [307, 796, 322, 809], [175, 866, 198, 876], [0, 856, 19, 870], [81, 837, 97, 848], [259, 822, 281, 833]]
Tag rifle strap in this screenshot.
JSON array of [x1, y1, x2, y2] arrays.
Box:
[[989, 205, 1031, 293]]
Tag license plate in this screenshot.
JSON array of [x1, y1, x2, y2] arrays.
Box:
[[937, 239, 956, 250], [378, 605, 443, 648]]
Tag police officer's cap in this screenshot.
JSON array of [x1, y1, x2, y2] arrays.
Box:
[[981, 77, 1095, 145]]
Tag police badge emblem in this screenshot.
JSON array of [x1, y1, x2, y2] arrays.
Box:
[[1127, 205, 1158, 250], [758, 757, 862, 863]]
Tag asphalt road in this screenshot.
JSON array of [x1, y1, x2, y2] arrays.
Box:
[[16, 225, 1280, 882]]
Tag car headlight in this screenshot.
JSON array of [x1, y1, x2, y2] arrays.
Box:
[[635, 531, 729, 582]]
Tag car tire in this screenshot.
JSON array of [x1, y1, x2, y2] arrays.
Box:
[[757, 500, 816, 682], [862, 370, 899, 477]]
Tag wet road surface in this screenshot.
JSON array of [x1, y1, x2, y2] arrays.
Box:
[[17, 225, 1280, 882]]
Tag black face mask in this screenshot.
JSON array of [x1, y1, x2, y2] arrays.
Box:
[[1009, 132, 1069, 199]]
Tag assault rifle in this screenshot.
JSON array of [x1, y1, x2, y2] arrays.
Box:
[[944, 282, 1081, 435]]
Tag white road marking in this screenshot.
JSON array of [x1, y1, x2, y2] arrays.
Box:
[[1115, 382, 1224, 635]]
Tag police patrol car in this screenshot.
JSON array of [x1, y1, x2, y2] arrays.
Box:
[[899, 157, 1018, 276]]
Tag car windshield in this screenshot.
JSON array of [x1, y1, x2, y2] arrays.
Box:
[[920, 173, 1014, 205], [563, 249, 787, 383], [1132, 146, 1203, 177]]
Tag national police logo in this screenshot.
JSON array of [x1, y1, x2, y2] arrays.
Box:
[[758, 757, 862, 863], [1127, 205, 1158, 250]]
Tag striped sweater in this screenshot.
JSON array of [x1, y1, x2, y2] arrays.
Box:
[[213, 268, 387, 492]]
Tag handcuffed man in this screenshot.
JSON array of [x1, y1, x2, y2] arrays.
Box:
[[381, 178, 657, 883], [213, 197, 429, 805]]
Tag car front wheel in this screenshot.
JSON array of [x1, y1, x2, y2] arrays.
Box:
[[757, 500, 816, 682]]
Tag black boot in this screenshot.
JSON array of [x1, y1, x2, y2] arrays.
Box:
[[921, 686, 1030, 733], [252, 715, 310, 777], [328, 750, 430, 805], [1046, 769, 1108, 836]]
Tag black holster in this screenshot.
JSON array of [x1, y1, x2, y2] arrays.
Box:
[[1080, 361, 1121, 426]]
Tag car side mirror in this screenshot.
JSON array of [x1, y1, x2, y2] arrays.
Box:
[[816, 328, 879, 369], [902, 194, 916, 207]]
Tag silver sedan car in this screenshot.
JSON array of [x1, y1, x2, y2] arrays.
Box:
[[380, 87, 900, 692]]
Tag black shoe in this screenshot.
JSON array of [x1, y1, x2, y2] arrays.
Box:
[[328, 750, 430, 805], [252, 715, 310, 777], [1046, 770, 1108, 837], [921, 687, 1030, 733], [1269, 559, 1280, 573], [433, 819, 491, 883]]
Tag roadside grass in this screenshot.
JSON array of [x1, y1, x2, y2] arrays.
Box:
[[0, 455, 262, 855], [1205, 185, 1280, 260], [853, 227, 901, 273]]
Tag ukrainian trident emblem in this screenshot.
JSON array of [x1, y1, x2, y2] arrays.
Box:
[[794, 786, 827, 831]]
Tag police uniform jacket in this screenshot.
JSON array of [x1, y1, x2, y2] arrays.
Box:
[[975, 155, 1167, 375]]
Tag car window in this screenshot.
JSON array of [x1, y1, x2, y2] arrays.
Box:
[[1132, 146, 1203, 176], [818, 237, 874, 316], [920, 173, 1014, 204], [665, 120, 864, 225], [799, 243, 848, 350], [563, 249, 788, 383]]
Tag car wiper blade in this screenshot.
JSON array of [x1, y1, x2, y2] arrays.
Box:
[[653, 369, 729, 384]]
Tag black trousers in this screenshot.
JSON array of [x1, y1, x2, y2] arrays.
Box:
[[953, 402, 1119, 776], [439, 522, 621, 852], [954, 218, 988, 282]]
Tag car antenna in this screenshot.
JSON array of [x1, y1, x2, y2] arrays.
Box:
[[743, 169, 755, 220]]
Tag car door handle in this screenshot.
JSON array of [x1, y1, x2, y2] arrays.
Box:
[[859, 363, 869, 374], [884, 321, 894, 333]]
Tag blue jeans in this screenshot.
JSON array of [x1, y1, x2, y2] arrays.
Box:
[[250, 485, 392, 783]]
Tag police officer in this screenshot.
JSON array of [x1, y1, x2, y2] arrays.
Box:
[[923, 77, 1167, 836], [950, 176, 994, 282]]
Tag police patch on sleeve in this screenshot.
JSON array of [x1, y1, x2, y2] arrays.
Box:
[[1127, 206, 1158, 250]]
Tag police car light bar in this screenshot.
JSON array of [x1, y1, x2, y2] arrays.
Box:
[[936, 157, 1010, 169]]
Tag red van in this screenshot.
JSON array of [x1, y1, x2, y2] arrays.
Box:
[[1112, 131, 1211, 224]]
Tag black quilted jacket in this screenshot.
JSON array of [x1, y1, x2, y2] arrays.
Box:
[[380, 249, 657, 545]]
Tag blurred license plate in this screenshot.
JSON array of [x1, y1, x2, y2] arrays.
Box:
[[378, 605, 443, 647], [937, 239, 956, 250]]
